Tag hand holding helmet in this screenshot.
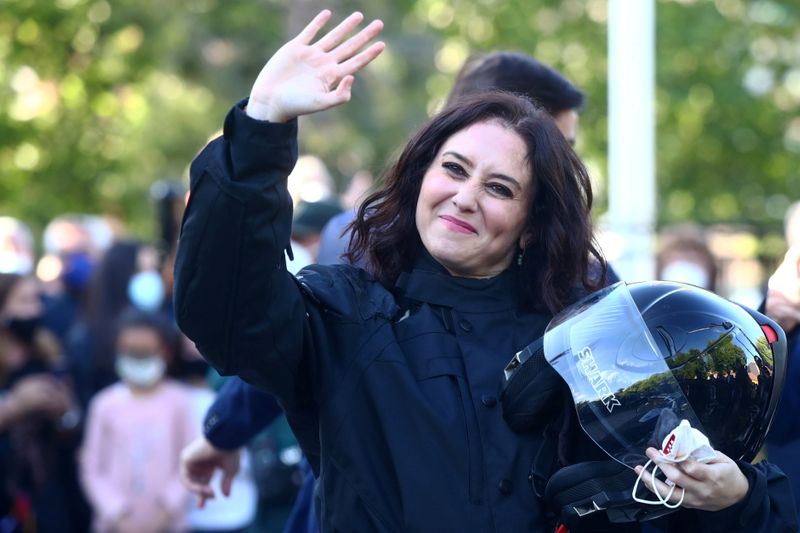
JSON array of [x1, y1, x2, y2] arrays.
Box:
[[634, 446, 749, 512], [501, 281, 787, 526]]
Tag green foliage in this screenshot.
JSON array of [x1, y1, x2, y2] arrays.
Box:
[[657, 0, 800, 233], [1, 0, 798, 245]]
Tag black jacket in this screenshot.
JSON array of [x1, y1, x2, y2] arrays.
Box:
[[174, 101, 798, 533]]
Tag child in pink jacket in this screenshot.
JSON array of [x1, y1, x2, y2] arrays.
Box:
[[80, 310, 195, 532]]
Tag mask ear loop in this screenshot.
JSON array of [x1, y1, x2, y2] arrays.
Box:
[[632, 459, 685, 509]]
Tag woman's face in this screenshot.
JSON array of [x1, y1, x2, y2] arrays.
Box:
[[415, 120, 532, 278], [1, 277, 42, 320]]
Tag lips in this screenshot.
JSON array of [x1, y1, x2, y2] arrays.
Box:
[[439, 215, 477, 234]]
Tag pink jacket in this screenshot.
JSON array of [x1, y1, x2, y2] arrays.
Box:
[[80, 380, 197, 532]]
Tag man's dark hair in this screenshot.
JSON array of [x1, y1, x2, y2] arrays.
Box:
[[447, 51, 585, 115], [346, 91, 605, 313]]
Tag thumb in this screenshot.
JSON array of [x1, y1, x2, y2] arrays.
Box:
[[318, 75, 354, 110]]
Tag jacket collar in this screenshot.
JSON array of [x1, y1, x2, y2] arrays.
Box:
[[395, 249, 520, 313]]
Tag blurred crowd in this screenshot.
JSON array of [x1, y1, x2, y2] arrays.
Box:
[[0, 153, 363, 533]]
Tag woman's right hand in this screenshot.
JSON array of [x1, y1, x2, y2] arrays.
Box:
[[246, 10, 385, 123]]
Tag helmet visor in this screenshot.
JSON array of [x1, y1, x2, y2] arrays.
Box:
[[544, 282, 707, 469]]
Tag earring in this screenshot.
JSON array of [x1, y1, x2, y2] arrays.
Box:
[[517, 250, 524, 267]]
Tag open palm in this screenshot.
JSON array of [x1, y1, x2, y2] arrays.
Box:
[[247, 10, 385, 123]]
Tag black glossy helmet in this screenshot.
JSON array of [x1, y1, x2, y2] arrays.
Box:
[[625, 281, 785, 462], [501, 281, 787, 526]]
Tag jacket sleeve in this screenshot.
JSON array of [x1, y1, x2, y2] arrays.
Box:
[[669, 460, 799, 532], [173, 99, 312, 407], [203, 377, 283, 450]]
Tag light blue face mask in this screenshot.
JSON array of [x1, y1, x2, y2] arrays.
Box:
[[127, 270, 165, 312], [115, 353, 166, 388]]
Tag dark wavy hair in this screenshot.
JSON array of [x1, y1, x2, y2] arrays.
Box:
[[346, 91, 606, 313]]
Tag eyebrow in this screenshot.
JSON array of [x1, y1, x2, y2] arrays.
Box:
[[442, 151, 522, 190]]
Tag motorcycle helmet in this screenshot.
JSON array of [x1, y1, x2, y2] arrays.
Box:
[[501, 281, 787, 526]]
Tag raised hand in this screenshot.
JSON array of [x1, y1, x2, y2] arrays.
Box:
[[247, 10, 385, 123], [766, 242, 800, 332]]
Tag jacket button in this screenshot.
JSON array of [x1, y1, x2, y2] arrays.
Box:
[[458, 319, 472, 332], [498, 479, 513, 495], [481, 395, 497, 408]]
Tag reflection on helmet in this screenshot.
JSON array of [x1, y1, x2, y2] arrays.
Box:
[[627, 281, 783, 463], [501, 281, 787, 527]]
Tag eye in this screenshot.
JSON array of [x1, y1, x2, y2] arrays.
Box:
[[487, 182, 514, 198], [443, 161, 467, 178]]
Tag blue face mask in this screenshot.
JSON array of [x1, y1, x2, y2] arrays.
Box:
[[127, 270, 165, 312], [61, 252, 95, 292]]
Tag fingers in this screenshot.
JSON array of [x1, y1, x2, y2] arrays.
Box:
[[338, 41, 386, 77], [317, 76, 354, 109], [634, 464, 685, 506], [765, 294, 800, 330], [330, 19, 384, 62], [295, 9, 333, 45], [220, 471, 235, 497], [183, 471, 215, 507], [645, 448, 706, 485], [314, 11, 365, 51], [182, 465, 216, 509]]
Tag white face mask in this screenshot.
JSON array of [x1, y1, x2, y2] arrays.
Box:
[[127, 270, 165, 312], [660, 261, 711, 289], [632, 419, 717, 509], [115, 354, 166, 389]]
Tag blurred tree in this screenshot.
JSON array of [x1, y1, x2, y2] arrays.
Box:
[[656, 0, 800, 234], [1, 0, 798, 253]]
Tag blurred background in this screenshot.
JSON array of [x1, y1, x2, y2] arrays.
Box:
[[2, 0, 799, 303]]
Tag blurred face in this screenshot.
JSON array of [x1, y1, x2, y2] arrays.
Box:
[[116, 326, 166, 361], [553, 109, 579, 145], [2, 277, 42, 320], [415, 120, 532, 278], [115, 325, 167, 390]]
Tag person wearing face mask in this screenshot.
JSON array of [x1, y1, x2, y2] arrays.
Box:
[[65, 240, 167, 411], [0, 273, 88, 532], [655, 225, 718, 292], [79, 309, 195, 533]]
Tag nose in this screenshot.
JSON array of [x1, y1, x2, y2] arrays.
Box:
[[451, 182, 478, 212]]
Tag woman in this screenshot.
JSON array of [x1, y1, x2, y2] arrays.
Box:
[[0, 273, 87, 532], [175, 11, 793, 531]]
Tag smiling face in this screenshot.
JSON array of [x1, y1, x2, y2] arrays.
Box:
[[415, 120, 533, 278]]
